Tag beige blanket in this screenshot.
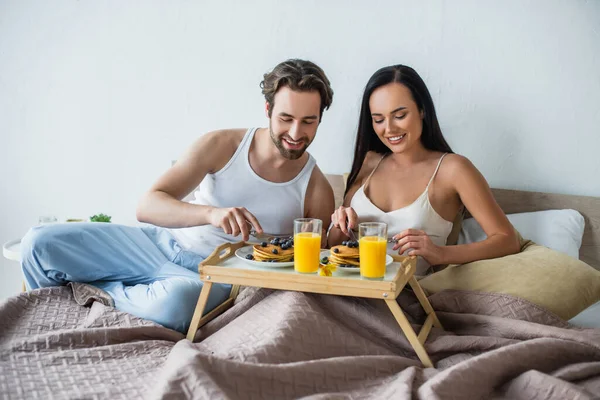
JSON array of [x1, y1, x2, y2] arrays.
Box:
[[1, 285, 599, 399]]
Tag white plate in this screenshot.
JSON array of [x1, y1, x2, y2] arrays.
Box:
[[320, 250, 393, 273], [235, 245, 294, 268]]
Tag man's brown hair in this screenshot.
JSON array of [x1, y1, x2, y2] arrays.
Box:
[[260, 59, 334, 120]]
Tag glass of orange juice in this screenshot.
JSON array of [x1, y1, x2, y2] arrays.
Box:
[[359, 222, 388, 280], [293, 218, 322, 274]]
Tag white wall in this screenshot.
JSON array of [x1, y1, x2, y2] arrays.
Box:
[[1, 0, 599, 299]]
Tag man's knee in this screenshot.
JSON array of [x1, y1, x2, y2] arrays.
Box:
[[21, 226, 54, 265], [140, 279, 231, 332], [21, 224, 88, 288], [139, 279, 202, 332]]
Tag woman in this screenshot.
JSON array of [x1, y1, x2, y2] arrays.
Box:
[[328, 65, 520, 275]]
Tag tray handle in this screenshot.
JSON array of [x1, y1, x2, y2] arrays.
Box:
[[198, 241, 247, 270]]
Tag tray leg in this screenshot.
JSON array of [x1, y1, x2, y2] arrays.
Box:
[[385, 299, 433, 368], [186, 281, 213, 342], [193, 283, 241, 332], [229, 284, 241, 300], [408, 276, 443, 330]]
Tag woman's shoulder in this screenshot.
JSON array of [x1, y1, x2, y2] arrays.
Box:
[[440, 153, 476, 172], [364, 150, 385, 165], [344, 151, 384, 196], [358, 151, 385, 178], [437, 153, 483, 187]]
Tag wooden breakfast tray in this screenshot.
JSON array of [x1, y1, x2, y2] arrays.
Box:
[[186, 241, 443, 367]]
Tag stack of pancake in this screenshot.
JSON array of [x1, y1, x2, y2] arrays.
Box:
[[252, 239, 294, 263], [328, 242, 359, 268]]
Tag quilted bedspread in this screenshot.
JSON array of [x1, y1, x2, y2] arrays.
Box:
[[1, 284, 600, 399]]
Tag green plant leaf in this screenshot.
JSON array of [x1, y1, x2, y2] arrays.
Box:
[[90, 213, 112, 223]]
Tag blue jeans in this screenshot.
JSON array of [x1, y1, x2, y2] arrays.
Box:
[[20, 223, 231, 332]]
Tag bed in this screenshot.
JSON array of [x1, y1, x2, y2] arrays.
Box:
[[1, 181, 599, 399]]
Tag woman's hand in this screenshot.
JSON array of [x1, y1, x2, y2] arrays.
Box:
[[331, 206, 359, 236], [392, 229, 446, 265]]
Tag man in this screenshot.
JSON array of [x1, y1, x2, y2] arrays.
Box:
[[21, 59, 336, 332]]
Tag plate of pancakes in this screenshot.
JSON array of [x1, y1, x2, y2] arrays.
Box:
[[322, 241, 393, 273], [235, 237, 295, 268]]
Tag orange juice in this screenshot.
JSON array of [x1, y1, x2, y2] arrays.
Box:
[[294, 232, 321, 273], [359, 236, 387, 278]]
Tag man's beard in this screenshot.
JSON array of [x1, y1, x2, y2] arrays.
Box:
[[269, 125, 310, 160]]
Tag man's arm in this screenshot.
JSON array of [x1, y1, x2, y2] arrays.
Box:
[[136, 130, 263, 239], [303, 166, 335, 248]]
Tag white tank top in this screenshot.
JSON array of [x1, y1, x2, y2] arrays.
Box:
[[169, 127, 316, 258], [350, 153, 453, 275]]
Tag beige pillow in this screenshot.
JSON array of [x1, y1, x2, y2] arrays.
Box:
[[419, 241, 600, 320]]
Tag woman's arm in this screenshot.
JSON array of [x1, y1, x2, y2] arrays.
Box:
[[445, 155, 520, 263], [327, 189, 359, 247], [394, 155, 521, 265], [327, 153, 380, 248]]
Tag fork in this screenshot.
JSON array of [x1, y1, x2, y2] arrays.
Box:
[[249, 229, 292, 241], [347, 228, 358, 242]]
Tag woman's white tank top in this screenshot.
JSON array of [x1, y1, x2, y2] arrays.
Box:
[[350, 153, 453, 275]]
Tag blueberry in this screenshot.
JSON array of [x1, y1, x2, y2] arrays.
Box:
[[261, 242, 268, 247], [320, 257, 329, 264], [281, 244, 288, 250], [333, 248, 339, 253], [272, 249, 278, 254], [245, 254, 254, 260], [342, 241, 347, 246]]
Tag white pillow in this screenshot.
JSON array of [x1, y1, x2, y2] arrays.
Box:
[[569, 300, 600, 328], [458, 209, 585, 259]]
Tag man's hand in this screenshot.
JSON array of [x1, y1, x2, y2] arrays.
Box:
[[208, 207, 263, 242], [331, 206, 359, 236]]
